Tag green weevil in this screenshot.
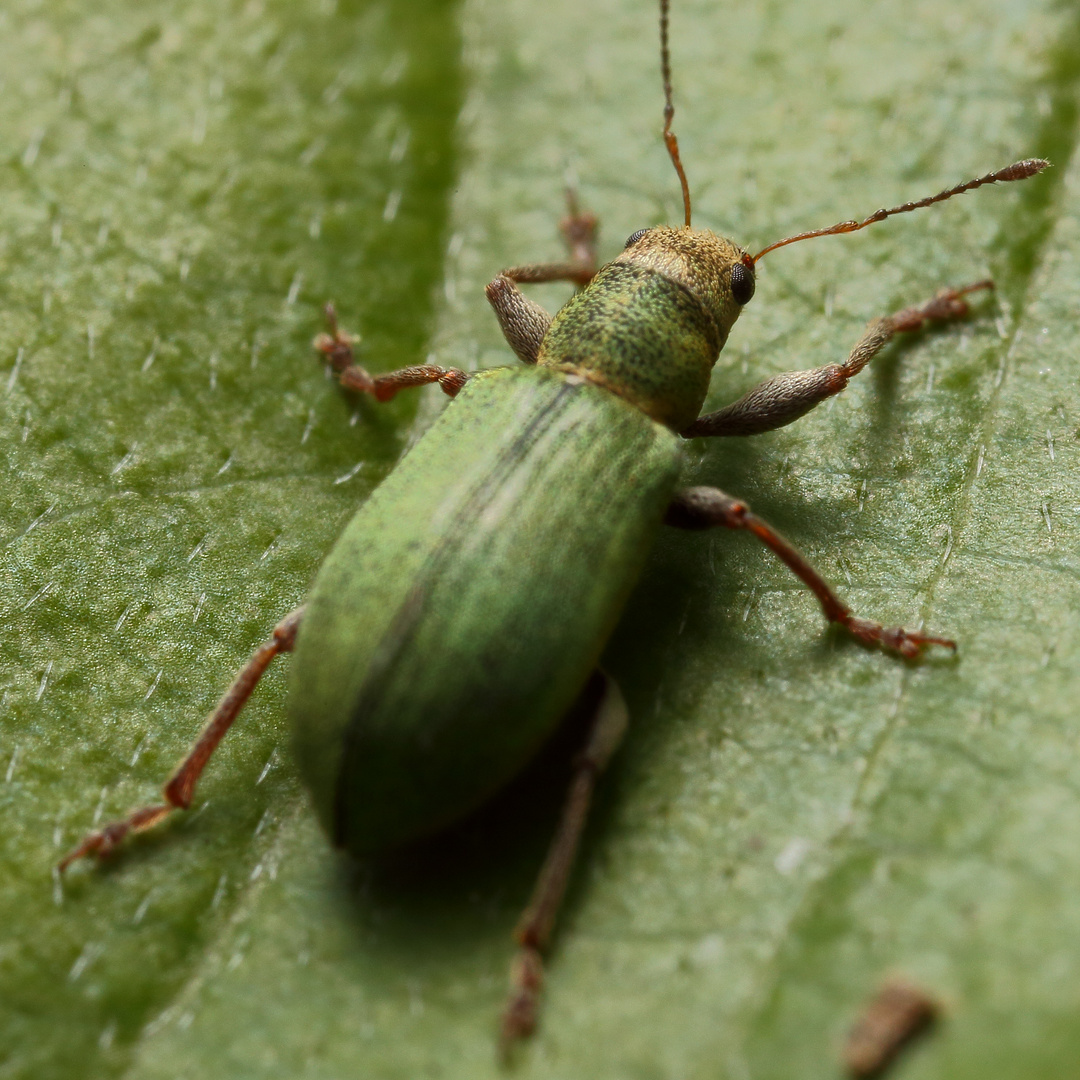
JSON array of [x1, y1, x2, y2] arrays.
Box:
[[59, 0, 1047, 1045]]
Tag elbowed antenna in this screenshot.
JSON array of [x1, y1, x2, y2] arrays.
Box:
[[660, 0, 692, 227], [753, 158, 1050, 263]]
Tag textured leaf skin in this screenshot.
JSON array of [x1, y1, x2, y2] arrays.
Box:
[[292, 365, 681, 852]]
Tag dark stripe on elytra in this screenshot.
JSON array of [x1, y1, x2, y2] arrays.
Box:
[[331, 378, 582, 845]]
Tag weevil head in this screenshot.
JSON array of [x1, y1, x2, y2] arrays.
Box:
[[538, 226, 755, 431], [619, 225, 755, 347]]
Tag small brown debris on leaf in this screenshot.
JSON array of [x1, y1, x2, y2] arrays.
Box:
[[843, 978, 939, 1078]]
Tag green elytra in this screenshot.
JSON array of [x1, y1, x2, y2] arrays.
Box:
[[58, 0, 1047, 1048]]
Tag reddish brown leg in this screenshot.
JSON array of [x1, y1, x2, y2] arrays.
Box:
[[58, 607, 304, 873], [684, 280, 994, 438], [316, 198, 593, 395], [314, 306, 469, 402], [888, 279, 992, 332], [485, 191, 600, 365], [498, 189, 600, 288], [500, 671, 628, 1054], [665, 488, 955, 659]]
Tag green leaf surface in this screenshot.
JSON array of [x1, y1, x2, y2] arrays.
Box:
[[3, 0, 1080, 1077]]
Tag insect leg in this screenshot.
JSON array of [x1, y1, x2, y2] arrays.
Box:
[[486, 191, 600, 364], [484, 277, 552, 365], [682, 281, 993, 437], [58, 607, 304, 873], [501, 669, 629, 1052], [665, 488, 955, 658], [314, 305, 469, 401], [500, 190, 599, 286]]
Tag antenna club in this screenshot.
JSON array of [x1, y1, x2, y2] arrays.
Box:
[[1003, 158, 1051, 180]]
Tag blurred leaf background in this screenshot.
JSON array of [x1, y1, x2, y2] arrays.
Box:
[[2, 0, 1080, 1077]]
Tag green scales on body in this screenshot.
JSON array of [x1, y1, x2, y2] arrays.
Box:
[[58, 0, 1048, 1051], [295, 365, 681, 854]]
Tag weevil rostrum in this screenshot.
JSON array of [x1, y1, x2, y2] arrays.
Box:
[[59, 0, 1047, 1046]]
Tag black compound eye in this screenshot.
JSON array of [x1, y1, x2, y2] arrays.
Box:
[[729, 260, 755, 305], [624, 228, 649, 248]]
